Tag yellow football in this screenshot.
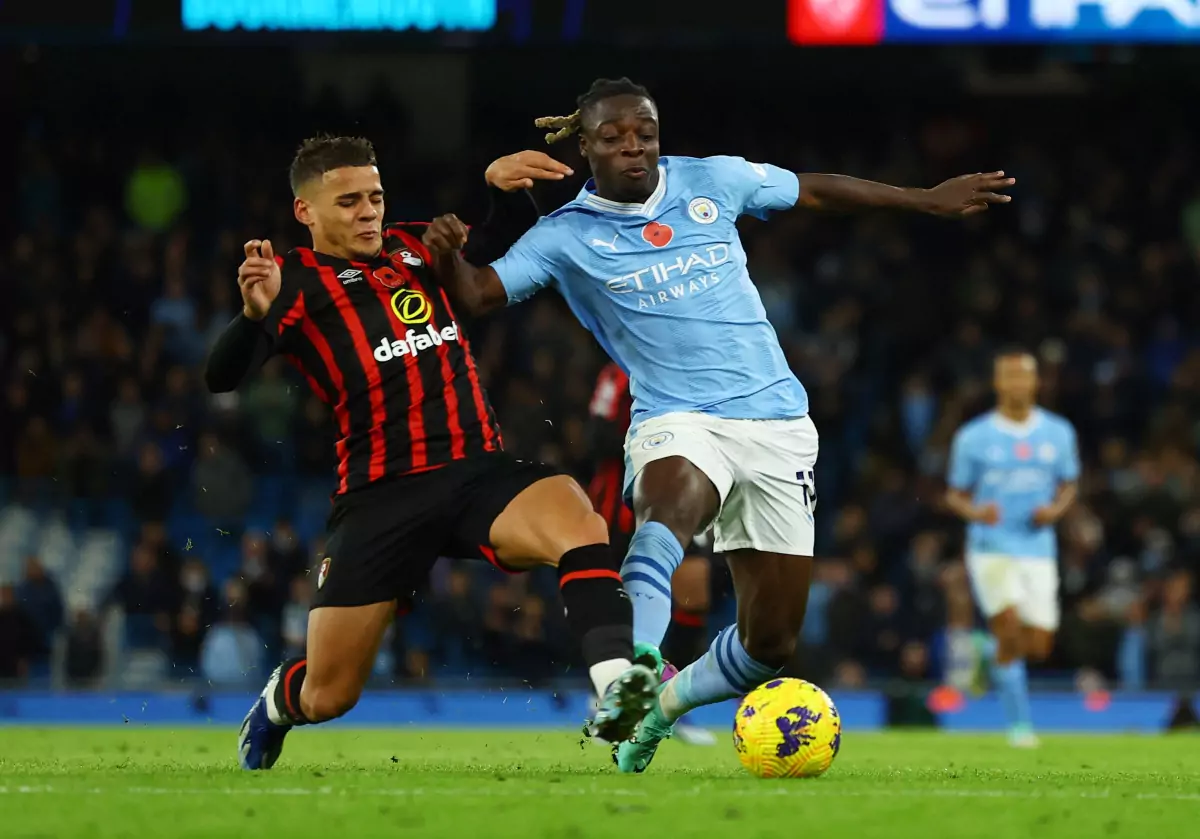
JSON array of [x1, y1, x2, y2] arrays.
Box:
[[732, 678, 842, 778]]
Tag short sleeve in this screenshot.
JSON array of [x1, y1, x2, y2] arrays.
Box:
[[1058, 424, 1081, 482], [489, 221, 560, 305], [947, 428, 978, 491], [705, 156, 800, 221]]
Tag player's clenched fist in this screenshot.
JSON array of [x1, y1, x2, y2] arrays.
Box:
[[422, 214, 470, 255], [239, 239, 282, 321]]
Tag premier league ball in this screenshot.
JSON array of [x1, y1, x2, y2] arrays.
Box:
[[733, 678, 842, 779]]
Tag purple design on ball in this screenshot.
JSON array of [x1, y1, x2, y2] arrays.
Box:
[[774, 706, 820, 758], [741, 705, 757, 719], [764, 679, 786, 689], [830, 730, 842, 758]]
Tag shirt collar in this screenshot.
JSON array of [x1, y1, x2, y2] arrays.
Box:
[[578, 164, 668, 217]]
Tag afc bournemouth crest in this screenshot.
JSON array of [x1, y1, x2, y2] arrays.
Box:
[[317, 557, 332, 589]]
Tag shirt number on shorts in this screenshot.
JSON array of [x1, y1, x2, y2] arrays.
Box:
[[796, 470, 818, 514]]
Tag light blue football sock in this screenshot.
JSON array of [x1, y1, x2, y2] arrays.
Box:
[[621, 522, 684, 647], [992, 659, 1033, 731], [660, 624, 780, 722]]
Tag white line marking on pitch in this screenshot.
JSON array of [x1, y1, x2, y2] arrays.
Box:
[[1, 786, 1198, 802]]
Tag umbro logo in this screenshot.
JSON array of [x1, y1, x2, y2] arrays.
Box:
[[589, 233, 619, 252], [338, 269, 363, 284]]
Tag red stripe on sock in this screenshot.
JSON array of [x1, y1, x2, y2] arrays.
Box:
[[672, 608, 705, 628], [479, 544, 519, 575], [559, 568, 622, 588], [282, 658, 306, 721]]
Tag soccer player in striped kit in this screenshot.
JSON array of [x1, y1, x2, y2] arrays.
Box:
[[208, 137, 658, 769]]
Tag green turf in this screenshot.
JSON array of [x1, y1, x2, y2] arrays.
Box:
[[1, 728, 1198, 838]]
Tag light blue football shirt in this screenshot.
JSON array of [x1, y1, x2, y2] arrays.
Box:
[[947, 409, 1080, 560], [490, 155, 809, 425]]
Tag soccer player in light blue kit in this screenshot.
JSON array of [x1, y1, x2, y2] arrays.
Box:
[[423, 78, 1014, 771], [945, 348, 1079, 748]]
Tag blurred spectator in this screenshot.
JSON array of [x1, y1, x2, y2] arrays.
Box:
[[1150, 568, 1200, 688], [238, 531, 284, 630], [130, 442, 174, 524], [16, 556, 63, 650], [244, 358, 298, 463], [200, 579, 264, 688], [15, 416, 57, 491], [172, 559, 218, 672], [280, 576, 311, 660], [107, 543, 178, 649], [0, 584, 42, 682], [109, 377, 147, 458], [269, 519, 308, 582], [192, 432, 253, 523], [63, 609, 105, 687]]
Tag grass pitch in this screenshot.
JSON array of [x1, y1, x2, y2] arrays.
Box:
[[2, 728, 1198, 838]]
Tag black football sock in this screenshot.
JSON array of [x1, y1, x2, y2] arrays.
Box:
[[269, 657, 312, 726], [557, 543, 634, 694], [663, 607, 708, 667]]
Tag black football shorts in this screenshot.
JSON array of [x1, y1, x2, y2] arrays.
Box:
[[312, 452, 558, 609]]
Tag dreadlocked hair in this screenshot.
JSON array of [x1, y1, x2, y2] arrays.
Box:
[[534, 77, 653, 145]]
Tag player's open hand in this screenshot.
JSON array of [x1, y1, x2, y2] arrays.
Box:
[[239, 239, 282, 321], [423, 214, 470, 255], [486, 151, 574, 192], [923, 172, 1015, 217]]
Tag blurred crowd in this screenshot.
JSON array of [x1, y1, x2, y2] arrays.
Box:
[[1, 66, 1198, 693]]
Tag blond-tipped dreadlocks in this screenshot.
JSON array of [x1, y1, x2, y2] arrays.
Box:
[[534, 112, 580, 145], [533, 77, 653, 145]]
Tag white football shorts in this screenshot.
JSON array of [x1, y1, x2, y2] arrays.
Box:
[[965, 552, 1060, 631], [625, 412, 819, 555]]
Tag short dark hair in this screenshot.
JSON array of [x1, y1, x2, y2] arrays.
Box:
[[535, 77, 655, 145], [288, 135, 377, 195]]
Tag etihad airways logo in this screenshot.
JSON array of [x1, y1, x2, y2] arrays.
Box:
[[606, 244, 730, 309], [374, 322, 460, 362]]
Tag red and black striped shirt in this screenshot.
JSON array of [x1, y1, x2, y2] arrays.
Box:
[[263, 223, 502, 495], [587, 362, 635, 537]]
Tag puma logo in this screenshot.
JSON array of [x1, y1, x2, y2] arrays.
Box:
[[590, 234, 619, 251]]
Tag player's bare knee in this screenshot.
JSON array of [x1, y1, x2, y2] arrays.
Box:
[[741, 628, 797, 670], [638, 502, 704, 549], [300, 682, 362, 722], [536, 510, 610, 566], [636, 460, 715, 547]]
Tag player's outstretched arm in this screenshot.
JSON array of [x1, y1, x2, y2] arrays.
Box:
[[422, 150, 570, 318], [797, 171, 1015, 217]]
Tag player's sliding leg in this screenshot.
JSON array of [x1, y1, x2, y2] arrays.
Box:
[[621, 455, 720, 655], [239, 601, 395, 769], [487, 474, 655, 742], [618, 550, 812, 773]]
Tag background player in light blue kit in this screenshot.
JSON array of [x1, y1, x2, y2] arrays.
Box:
[[422, 78, 1015, 771], [945, 349, 1080, 748]]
